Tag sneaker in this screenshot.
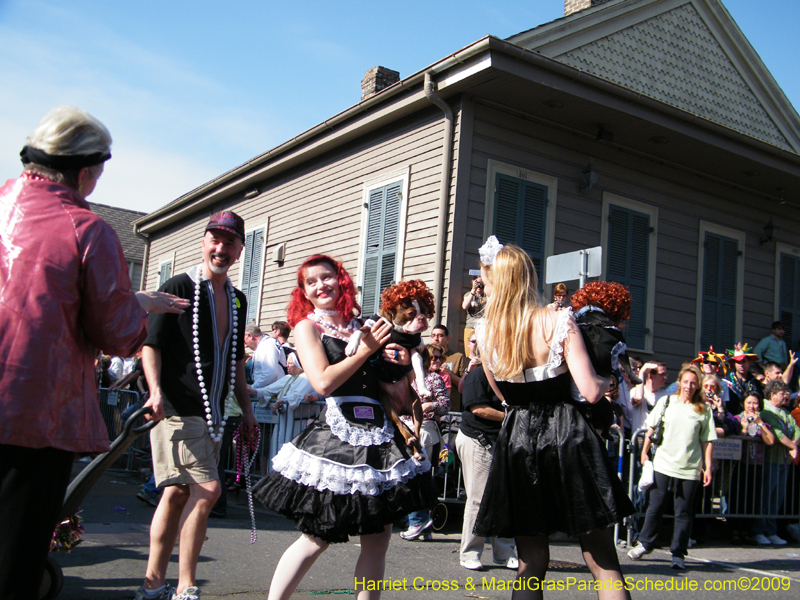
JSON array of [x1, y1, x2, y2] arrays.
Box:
[[399, 519, 434, 541], [786, 523, 800, 543], [767, 534, 788, 546], [627, 543, 651, 560], [460, 559, 484, 571], [752, 533, 772, 545], [174, 587, 200, 600], [136, 489, 160, 508], [134, 584, 172, 600], [494, 556, 519, 570], [671, 556, 685, 570]]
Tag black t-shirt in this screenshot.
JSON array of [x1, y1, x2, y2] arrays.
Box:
[[459, 366, 504, 440], [145, 273, 247, 418]]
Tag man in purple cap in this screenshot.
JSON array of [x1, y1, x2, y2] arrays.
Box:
[[137, 211, 257, 600]]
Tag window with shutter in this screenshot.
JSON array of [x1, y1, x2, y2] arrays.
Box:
[[700, 232, 738, 350], [361, 181, 402, 316], [493, 173, 547, 283], [158, 260, 173, 289], [779, 252, 800, 352], [241, 227, 265, 324], [606, 205, 649, 348]]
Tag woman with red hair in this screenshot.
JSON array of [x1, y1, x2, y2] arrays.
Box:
[[253, 254, 436, 600]]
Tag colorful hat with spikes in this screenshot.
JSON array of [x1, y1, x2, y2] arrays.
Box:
[[691, 346, 729, 375], [726, 343, 758, 363]]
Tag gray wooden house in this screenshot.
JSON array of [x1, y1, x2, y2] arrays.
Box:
[[134, 0, 800, 369]]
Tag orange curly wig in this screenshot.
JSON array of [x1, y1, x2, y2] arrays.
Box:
[[379, 280, 435, 319], [570, 281, 631, 325]]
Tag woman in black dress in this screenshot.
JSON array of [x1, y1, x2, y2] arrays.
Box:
[[252, 254, 435, 600], [473, 238, 633, 600]]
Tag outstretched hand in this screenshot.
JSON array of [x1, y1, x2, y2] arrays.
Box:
[[136, 291, 190, 314]]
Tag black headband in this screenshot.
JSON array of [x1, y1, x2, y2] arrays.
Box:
[[20, 145, 111, 171]]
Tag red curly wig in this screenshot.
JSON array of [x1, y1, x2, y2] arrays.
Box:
[[379, 279, 435, 319], [286, 254, 361, 327], [570, 281, 631, 325]]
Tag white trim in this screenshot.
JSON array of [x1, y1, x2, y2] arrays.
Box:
[[600, 193, 658, 354], [695, 221, 746, 352], [483, 159, 557, 292], [356, 167, 411, 296], [239, 219, 269, 326], [774, 242, 800, 322]]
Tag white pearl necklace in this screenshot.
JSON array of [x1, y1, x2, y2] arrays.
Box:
[[194, 266, 237, 443], [307, 309, 358, 341]]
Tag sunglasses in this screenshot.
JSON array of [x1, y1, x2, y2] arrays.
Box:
[[431, 355, 443, 361]]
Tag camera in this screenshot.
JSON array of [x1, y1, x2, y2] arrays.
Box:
[[475, 282, 484, 291], [747, 416, 754, 423]]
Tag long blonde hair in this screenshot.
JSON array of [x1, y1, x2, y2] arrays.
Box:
[[482, 245, 548, 380]]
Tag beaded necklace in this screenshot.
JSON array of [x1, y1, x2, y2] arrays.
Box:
[[306, 309, 358, 341], [193, 266, 238, 443]]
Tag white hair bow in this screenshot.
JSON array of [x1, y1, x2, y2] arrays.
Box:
[[479, 235, 503, 266]]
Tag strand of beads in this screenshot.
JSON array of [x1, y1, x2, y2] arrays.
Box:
[[233, 423, 261, 544], [306, 310, 358, 341], [194, 266, 237, 443]]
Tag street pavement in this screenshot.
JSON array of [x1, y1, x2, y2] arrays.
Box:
[[52, 466, 799, 599]]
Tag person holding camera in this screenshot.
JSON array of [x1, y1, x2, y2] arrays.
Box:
[[547, 282, 569, 312], [462, 275, 487, 356], [455, 339, 517, 572], [702, 374, 736, 437]]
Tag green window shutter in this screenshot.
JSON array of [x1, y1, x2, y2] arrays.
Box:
[[493, 173, 547, 283], [701, 232, 738, 350], [362, 182, 402, 316], [242, 228, 265, 324], [158, 262, 172, 288], [779, 252, 800, 351], [606, 205, 649, 348]]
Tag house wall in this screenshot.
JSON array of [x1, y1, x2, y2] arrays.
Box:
[[452, 100, 800, 370], [145, 105, 460, 339]]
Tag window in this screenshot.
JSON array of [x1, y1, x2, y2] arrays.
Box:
[[483, 161, 556, 289], [240, 225, 267, 324], [359, 171, 409, 317], [602, 196, 657, 351], [696, 223, 744, 351], [157, 258, 173, 289], [777, 245, 800, 352]]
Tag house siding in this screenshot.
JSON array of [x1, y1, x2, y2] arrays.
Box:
[[146, 107, 458, 337]]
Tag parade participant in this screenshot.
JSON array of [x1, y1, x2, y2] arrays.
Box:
[[628, 365, 716, 570], [725, 343, 759, 415], [252, 254, 436, 600], [473, 237, 632, 600], [136, 211, 257, 600], [0, 106, 187, 600]]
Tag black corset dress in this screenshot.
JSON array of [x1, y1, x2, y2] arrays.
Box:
[[252, 329, 436, 543], [473, 310, 634, 539]]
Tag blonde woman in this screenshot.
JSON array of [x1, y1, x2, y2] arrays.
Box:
[[473, 237, 633, 600]]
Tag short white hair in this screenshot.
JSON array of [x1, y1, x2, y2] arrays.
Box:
[[26, 106, 111, 157]]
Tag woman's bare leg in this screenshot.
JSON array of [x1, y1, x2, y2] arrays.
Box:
[[513, 535, 549, 600], [353, 524, 393, 600], [267, 534, 329, 600], [578, 528, 630, 600]]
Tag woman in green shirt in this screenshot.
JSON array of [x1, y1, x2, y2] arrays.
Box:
[[627, 364, 717, 570]]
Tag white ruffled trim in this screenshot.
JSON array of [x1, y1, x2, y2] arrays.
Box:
[[324, 397, 395, 446], [272, 442, 431, 496], [610, 341, 627, 371]]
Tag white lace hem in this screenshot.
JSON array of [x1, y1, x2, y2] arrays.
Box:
[[324, 396, 395, 446], [496, 308, 573, 383], [271, 442, 431, 496]]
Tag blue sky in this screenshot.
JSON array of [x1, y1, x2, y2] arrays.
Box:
[[1, 0, 798, 213]]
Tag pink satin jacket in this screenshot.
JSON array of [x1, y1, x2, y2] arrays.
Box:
[[0, 173, 148, 453]]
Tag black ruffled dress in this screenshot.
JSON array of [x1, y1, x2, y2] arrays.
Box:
[[252, 329, 436, 543], [473, 310, 634, 539]]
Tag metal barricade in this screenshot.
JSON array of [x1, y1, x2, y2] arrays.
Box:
[[627, 428, 800, 544]]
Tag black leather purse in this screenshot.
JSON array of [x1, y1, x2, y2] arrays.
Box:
[[649, 395, 672, 446]]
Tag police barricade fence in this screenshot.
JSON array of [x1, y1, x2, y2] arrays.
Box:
[[627, 429, 800, 545]]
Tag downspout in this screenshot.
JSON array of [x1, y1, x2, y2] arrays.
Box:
[[424, 71, 454, 337], [135, 230, 150, 292]]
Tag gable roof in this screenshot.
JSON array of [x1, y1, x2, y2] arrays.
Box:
[[89, 202, 146, 262], [508, 0, 800, 154]]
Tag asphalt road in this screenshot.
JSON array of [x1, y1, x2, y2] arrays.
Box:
[[51, 466, 799, 599]]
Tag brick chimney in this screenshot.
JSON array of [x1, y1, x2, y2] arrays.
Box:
[[361, 66, 400, 101], [565, 0, 611, 16]]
